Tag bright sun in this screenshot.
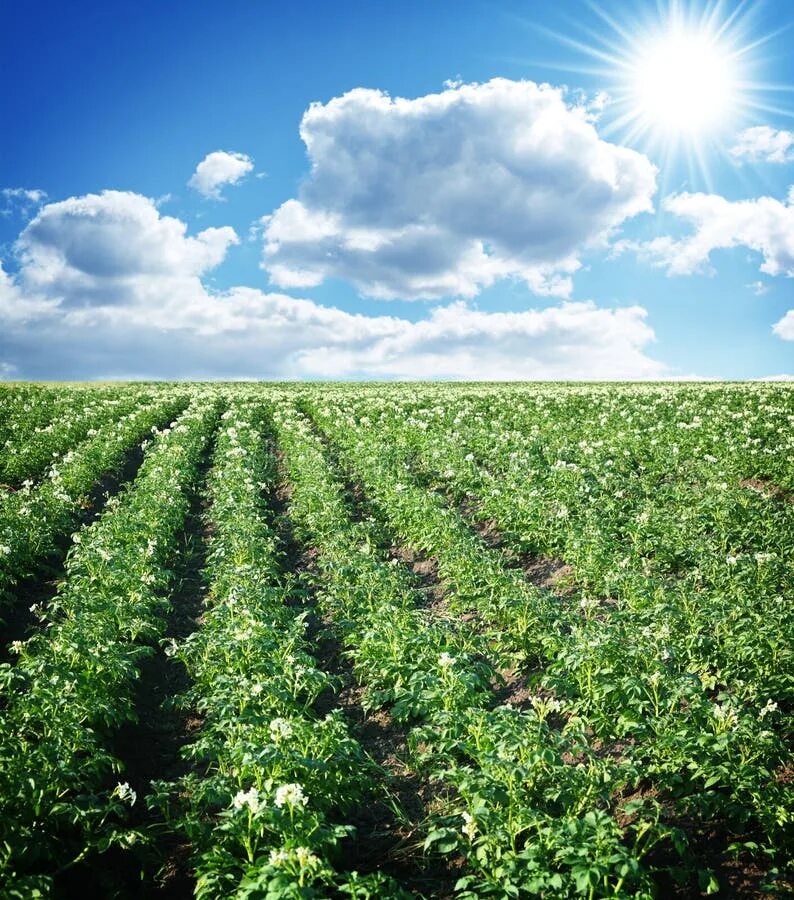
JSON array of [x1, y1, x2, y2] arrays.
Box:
[[630, 26, 737, 135], [541, 1, 770, 183]]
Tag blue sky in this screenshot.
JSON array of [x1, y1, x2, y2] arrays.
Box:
[[1, 0, 793, 379]]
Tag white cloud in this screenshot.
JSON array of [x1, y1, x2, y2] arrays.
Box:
[[1, 187, 47, 217], [2, 282, 666, 380], [15, 190, 238, 305], [262, 79, 656, 300], [731, 126, 794, 163], [295, 301, 665, 380], [620, 187, 794, 346], [757, 373, 794, 381], [0, 190, 665, 380], [0, 261, 57, 322], [746, 280, 769, 296], [620, 189, 794, 278], [188, 150, 254, 199], [773, 309, 794, 341]]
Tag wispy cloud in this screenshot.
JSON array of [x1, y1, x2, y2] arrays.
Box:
[[1, 187, 47, 218], [730, 126, 794, 164], [617, 189, 794, 279]]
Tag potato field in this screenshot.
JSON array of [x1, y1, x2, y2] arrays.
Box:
[[0, 382, 791, 899]]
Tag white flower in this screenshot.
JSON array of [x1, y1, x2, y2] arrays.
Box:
[[464, 453, 475, 462], [274, 782, 308, 809], [113, 781, 137, 806], [754, 552, 774, 564], [461, 811, 477, 840], [438, 652, 456, 668], [711, 703, 738, 731], [232, 786, 261, 814], [269, 718, 293, 742], [530, 695, 562, 716], [0, 544, 11, 556], [295, 847, 319, 866], [726, 555, 739, 566], [759, 699, 778, 719]]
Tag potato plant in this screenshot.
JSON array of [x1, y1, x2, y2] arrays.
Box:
[[0, 391, 188, 606], [152, 402, 397, 898], [0, 396, 217, 894]]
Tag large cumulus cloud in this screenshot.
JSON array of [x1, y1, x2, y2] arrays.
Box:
[[15, 190, 238, 306], [261, 79, 657, 300]]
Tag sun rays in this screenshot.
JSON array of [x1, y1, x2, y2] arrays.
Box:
[[528, 0, 789, 190]]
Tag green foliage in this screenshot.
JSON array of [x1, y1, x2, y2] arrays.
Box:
[[0, 381, 790, 897]]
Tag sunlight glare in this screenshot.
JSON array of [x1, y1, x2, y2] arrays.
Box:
[[631, 27, 736, 134], [534, 1, 773, 185]]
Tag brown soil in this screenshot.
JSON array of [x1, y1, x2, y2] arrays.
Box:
[[647, 821, 790, 899], [491, 666, 536, 710], [389, 544, 448, 609], [740, 477, 793, 504], [456, 499, 580, 601]]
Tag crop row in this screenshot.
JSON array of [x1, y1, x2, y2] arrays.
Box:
[[0, 397, 217, 895], [301, 397, 568, 670], [0, 393, 188, 609], [152, 401, 398, 898], [0, 385, 69, 455], [0, 386, 165, 485]]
